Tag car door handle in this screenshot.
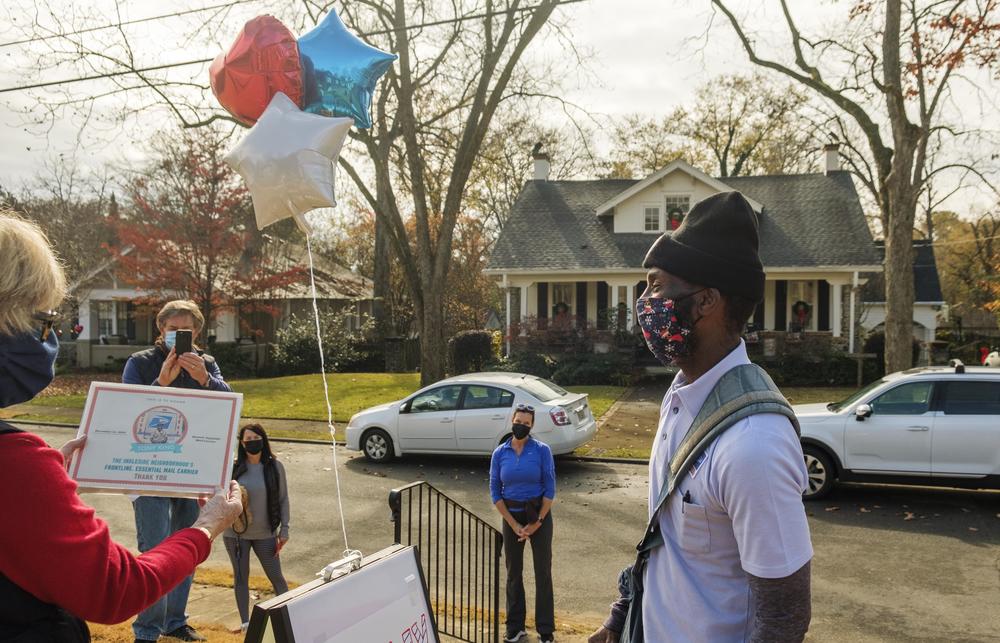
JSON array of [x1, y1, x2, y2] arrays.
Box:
[[490, 415, 505, 420], [440, 418, 454, 424], [906, 426, 929, 431]]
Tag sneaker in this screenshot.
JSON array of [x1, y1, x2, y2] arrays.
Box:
[[503, 630, 527, 642], [539, 635, 555, 643], [163, 625, 206, 641], [135, 639, 157, 643]]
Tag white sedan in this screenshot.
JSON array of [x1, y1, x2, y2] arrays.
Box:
[[796, 362, 1000, 499], [345, 372, 598, 462]]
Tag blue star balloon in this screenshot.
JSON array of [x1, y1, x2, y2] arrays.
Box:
[[298, 10, 396, 129]]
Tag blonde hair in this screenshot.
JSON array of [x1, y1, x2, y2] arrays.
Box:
[[0, 210, 67, 336], [156, 300, 205, 334]]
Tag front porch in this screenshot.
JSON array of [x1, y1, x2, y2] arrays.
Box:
[[498, 271, 865, 357]]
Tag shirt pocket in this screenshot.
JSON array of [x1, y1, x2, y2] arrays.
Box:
[[679, 498, 711, 554]]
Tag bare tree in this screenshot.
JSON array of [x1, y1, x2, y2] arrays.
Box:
[[711, 0, 1000, 372]]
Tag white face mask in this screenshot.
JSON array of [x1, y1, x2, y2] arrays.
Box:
[[164, 330, 177, 349]]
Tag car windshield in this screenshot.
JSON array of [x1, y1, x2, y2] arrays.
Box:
[[827, 377, 889, 412], [515, 376, 568, 402]]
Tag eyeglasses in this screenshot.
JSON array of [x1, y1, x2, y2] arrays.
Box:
[[33, 310, 59, 342]]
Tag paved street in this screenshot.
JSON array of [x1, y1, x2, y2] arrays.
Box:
[[27, 425, 1000, 641]]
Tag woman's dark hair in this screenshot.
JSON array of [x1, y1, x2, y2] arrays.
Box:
[[232, 423, 282, 533]]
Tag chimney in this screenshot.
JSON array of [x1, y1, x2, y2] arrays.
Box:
[[823, 143, 841, 174], [531, 142, 550, 181]]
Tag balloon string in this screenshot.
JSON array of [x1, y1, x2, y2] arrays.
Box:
[[305, 234, 352, 557]]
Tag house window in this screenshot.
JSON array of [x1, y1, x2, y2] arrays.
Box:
[[96, 301, 114, 338], [551, 283, 574, 319], [664, 195, 691, 230], [644, 206, 661, 232]]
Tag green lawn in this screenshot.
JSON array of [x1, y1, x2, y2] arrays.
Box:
[[20, 373, 624, 427]]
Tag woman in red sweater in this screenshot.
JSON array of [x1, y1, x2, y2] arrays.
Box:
[[0, 211, 242, 641]]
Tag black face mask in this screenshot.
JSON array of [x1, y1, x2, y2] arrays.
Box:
[[511, 423, 531, 440], [244, 441, 264, 455]]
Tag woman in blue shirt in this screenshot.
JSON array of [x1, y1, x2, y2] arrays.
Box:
[[490, 404, 557, 643]]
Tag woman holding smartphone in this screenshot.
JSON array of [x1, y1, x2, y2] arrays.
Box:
[[121, 299, 233, 642], [223, 423, 291, 632]]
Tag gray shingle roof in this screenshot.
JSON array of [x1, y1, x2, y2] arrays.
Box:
[[860, 240, 944, 303], [487, 171, 881, 272]]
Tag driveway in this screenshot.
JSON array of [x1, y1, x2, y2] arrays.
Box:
[[25, 425, 1000, 641]]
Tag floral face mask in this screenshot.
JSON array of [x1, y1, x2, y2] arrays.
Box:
[[635, 292, 702, 366]]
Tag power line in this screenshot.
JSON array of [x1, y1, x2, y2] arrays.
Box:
[[0, 0, 261, 49], [0, 0, 585, 95]]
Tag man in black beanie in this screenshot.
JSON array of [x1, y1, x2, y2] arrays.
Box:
[[589, 192, 812, 643]]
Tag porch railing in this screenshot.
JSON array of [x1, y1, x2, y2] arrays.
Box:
[[389, 481, 502, 643]]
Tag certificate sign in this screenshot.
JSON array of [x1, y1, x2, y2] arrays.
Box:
[[70, 382, 243, 497]]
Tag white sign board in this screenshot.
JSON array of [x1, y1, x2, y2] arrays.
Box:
[[247, 546, 438, 643], [69, 382, 242, 497]]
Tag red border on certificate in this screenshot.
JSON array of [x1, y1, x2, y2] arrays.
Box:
[[72, 383, 240, 494]]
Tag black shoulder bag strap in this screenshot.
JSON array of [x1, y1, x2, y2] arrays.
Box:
[[621, 364, 800, 643]]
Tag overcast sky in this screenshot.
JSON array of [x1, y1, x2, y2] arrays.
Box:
[[1, 0, 996, 214]]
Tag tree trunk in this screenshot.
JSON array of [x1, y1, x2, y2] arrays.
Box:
[[418, 285, 447, 386], [373, 213, 390, 337], [883, 192, 917, 373]]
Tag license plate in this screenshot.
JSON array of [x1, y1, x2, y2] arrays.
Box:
[[576, 406, 588, 421]]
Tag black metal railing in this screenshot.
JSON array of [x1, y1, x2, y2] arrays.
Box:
[[389, 481, 502, 643]]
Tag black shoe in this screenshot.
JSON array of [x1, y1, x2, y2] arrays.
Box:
[[539, 635, 555, 643], [164, 625, 206, 641], [135, 639, 157, 643], [503, 630, 527, 642]]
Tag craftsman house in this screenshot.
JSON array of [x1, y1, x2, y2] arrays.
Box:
[[486, 146, 886, 357]]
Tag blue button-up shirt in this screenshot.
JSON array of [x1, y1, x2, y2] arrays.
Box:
[[489, 437, 556, 505]]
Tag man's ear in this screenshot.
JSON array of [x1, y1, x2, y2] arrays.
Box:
[[696, 288, 723, 317]]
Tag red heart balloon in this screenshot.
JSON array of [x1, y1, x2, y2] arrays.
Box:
[[210, 15, 304, 126]]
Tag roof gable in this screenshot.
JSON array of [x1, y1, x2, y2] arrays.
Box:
[[595, 160, 763, 215]]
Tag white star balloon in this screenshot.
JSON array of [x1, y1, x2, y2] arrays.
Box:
[[225, 92, 353, 232]]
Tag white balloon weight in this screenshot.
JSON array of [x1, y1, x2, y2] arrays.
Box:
[[225, 92, 353, 232]]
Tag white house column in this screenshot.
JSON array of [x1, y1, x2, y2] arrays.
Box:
[[519, 284, 529, 335], [832, 282, 843, 338], [504, 279, 511, 357], [849, 272, 858, 352], [626, 283, 635, 329]]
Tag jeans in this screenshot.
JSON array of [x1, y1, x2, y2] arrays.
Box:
[[131, 496, 199, 640], [502, 512, 554, 637]]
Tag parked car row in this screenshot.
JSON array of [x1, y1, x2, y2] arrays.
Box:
[[346, 363, 1000, 502]]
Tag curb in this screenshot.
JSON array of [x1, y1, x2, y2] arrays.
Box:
[[11, 421, 649, 464]]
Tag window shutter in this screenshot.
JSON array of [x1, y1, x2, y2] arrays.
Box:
[[576, 282, 587, 321], [597, 281, 609, 330], [537, 283, 548, 329], [774, 280, 787, 331], [818, 280, 830, 331]]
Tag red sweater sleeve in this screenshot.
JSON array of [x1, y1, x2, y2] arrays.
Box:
[[0, 432, 211, 624]]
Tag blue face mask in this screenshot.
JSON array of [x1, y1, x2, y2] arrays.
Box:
[[0, 330, 58, 407], [164, 330, 177, 350]]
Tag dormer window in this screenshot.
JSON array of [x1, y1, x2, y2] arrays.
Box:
[[644, 206, 661, 232], [665, 195, 691, 230]]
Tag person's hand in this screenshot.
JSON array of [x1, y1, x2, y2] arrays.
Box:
[[518, 521, 541, 542], [276, 536, 288, 555], [58, 435, 86, 471], [588, 626, 620, 643], [178, 352, 209, 386], [157, 348, 181, 386], [192, 481, 242, 540]]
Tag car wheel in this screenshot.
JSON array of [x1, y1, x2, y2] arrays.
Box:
[[802, 446, 834, 500], [362, 428, 393, 463]]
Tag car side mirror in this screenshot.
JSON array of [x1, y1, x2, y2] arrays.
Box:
[[401, 401, 411, 413], [855, 404, 872, 421]]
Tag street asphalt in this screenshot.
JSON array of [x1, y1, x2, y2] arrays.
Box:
[[25, 425, 1000, 642]]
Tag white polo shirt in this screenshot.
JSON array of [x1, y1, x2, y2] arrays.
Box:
[[642, 341, 813, 642]]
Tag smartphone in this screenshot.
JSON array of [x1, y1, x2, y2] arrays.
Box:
[[174, 329, 193, 355]]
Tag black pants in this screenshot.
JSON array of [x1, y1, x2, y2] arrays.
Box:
[[502, 512, 554, 636]]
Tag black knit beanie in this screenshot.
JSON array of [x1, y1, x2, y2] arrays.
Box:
[[642, 191, 765, 302]]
